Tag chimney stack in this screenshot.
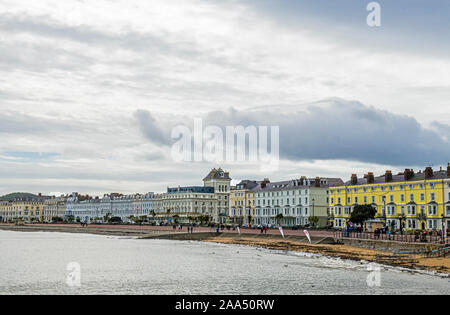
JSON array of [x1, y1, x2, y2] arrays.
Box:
[[404, 169, 415, 181], [367, 172, 375, 184], [447, 163, 450, 177], [351, 174, 358, 185], [425, 167, 433, 179], [385, 170, 393, 182], [261, 178, 270, 189], [315, 177, 321, 188]]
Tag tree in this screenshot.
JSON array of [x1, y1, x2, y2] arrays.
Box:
[[109, 216, 122, 224], [52, 217, 63, 223], [103, 213, 111, 223], [349, 205, 377, 225], [67, 215, 75, 223], [275, 213, 284, 226], [309, 216, 319, 227]]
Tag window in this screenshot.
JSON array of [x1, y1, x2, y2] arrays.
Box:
[[401, 194, 405, 202], [407, 205, 416, 215], [410, 194, 414, 202], [420, 193, 425, 202], [430, 193, 435, 201], [428, 204, 437, 216]]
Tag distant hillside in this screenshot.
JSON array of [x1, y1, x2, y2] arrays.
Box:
[[0, 192, 39, 201]]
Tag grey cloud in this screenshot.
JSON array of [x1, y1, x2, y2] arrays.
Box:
[[137, 99, 450, 167], [134, 110, 172, 146]]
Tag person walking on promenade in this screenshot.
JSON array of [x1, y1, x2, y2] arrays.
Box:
[[264, 226, 268, 235]]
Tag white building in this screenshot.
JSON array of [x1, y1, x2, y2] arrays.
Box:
[[65, 192, 154, 223], [65, 193, 112, 223], [445, 165, 450, 231], [253, 176, 343, 227]]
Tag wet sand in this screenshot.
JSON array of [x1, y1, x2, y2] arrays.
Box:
[[204, 236, 450, 275]]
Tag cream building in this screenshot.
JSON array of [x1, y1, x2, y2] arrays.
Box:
[[203, 168, 231, 223], [230, 180, 258, 226], [152, 186, 218, 224], [42, 195, 67, 222]]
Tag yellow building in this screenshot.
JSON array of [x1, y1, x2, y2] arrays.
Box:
[[230, 180, 258, 226], [0, 194, 49, 223], [0, 201, 10, 223], [329, 166, 449, 232]]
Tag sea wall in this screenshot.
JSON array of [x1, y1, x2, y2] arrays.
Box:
[[340, 238, 443, 253]]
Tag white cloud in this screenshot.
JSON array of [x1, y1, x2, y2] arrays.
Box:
[[0, 0, 449, 195]]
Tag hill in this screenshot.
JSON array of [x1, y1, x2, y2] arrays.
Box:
[[0, 192, 39, 201]]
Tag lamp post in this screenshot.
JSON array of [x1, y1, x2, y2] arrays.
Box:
[[442, 213, 446, 244]]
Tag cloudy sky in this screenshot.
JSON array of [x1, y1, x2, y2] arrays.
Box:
[[0, 0, 449, 196]]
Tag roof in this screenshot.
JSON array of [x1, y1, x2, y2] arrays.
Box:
[[203, 168, 231, 181], [235, 180, 259, 190], [167, 186, 214, 194], [340, 170, 450, 187], [252, 178, 344, 192]]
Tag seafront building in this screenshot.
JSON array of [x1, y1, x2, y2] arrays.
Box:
[[203, 168, 231, 223], [329, 165, 450, 231], [150, 168, 231, 224], [0, 194, 49, 223], [65, 193, 154, 223], [152, 186, 218, 223], [253, 177, 343, 227], [444, 171, 450, 231], [42, 195, 67, 222], [230, 180, 258, 226]]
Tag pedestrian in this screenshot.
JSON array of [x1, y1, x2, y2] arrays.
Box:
[[264, 226, 267, 234]]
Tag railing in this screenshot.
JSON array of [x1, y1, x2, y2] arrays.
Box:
[[426, 246, 450, 258], [334, 230, 448, 244]]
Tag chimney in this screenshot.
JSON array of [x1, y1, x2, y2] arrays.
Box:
[[351, 174, 358, 186], [367, 172, 375, 184], [261, 178, 270, 189], [385, 170, 393, 182], [315, 177, 321, 187], [404, 169, 415, 181], [300, 176, 306, 186], [425, 167, 433, 179], [447, 163, 450, 177]]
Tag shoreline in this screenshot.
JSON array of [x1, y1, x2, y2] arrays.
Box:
[[1, 224, 448, 276]]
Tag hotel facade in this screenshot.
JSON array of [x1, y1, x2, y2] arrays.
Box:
[[0, 194, 50, 223], [229, 180, 258, 226], [151, 168, 231, 224], [329, 165, 450, 232], [253, 177, 344, 227]]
